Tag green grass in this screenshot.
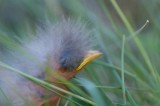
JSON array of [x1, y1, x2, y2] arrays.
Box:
[[0, 0, 160, 106]]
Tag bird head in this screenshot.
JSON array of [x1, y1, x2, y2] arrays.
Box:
[[41, 20, 102, 82]]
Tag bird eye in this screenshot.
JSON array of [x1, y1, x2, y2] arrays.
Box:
[[59, 49, 84, 71]]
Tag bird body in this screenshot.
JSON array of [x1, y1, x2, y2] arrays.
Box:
[[0, 20, 101, 106]]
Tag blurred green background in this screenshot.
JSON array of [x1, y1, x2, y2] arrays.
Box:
[[0, 0, 160, 106]]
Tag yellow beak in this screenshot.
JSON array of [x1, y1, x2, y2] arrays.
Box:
[[76, 50, 102, 71]]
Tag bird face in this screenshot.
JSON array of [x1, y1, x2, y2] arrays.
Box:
[[45, 50, 102, 82], [57, 50, 102, 80]]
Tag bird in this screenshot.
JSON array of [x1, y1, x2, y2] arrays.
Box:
[[0, 19, 102, 106]]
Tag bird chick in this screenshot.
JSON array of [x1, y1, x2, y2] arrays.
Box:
[[0, 20, 101, 106]]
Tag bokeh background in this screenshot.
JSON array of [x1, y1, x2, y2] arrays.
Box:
[[0, 0, 160, 106]]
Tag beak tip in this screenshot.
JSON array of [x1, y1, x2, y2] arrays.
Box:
[[76, 50, 102, 71]]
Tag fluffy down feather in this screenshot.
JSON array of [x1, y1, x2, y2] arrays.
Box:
[[0, 20, 92, 106]]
